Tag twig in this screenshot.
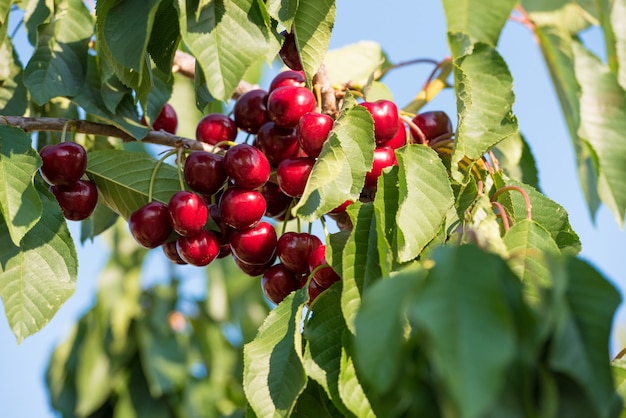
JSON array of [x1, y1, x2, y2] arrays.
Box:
[[312, 64, 337, 117]]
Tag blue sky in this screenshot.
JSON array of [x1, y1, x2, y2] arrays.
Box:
[[1, 1, 626, 417]]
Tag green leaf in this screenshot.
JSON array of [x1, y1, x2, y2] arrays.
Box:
[[243, 288, 308, 417], [23, 0, 93, 105], [395, 145, 454, 263], [0, 126, 42, 245], [293, 0, 336, 83], [80, 203, 119, 244], [324, 41, 391, 88], [0, 38, 28, 115], [0, 0, 13, 45], [442, 0, 516, 46], [338, 334, 375, 418], [612, 359, 626, 405], [292, 379, 343, 418], [147, 0, 181, 74], [492, 132, 539, 190], [0, 183, 77, 343], [86, 150, 181, 219], [372, 165, 399, 276], [613, 0, 626, 91], [267, 0, 297, 30], [176, 0, 280, 101], [294, 105, 375, 221], [411, 245, 517, 418], [572, 41, 626, 227]]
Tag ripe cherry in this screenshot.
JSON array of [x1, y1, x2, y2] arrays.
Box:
[[278, 30, 303, 71], [219, 187, 266, 230], [381, 120, 407, 150], [176, 230, 220, 266], [128, 201, 173, 248], [360, 100, 399, 143], [297, 112, 333, 158], [162, 241, 187, 265], [277, 232, 323, 274], [229, 221, 277, 265], [307, 279, 327, 305], [255, 122, 301, 166], [364, 146, 398, 189], [308, 245, 341, 288], [232, 253, 276, 277], [50, 180, 98, 221], [262, 264, 301, 304], [329, 200, 353, 214], [234, 89, 269, 134], [184, 151, 227, 196], [267, 86, 316, 128], [151, 103, 178, 134], [223, 144, 271, 189], [276, 157, 316, 198], [195, 113, 237, 145], [410, 111, 453, 143], [269, 70, 306, 92], [258, 182, 292, 219], [168, 191, 208, 237], [39, 142, 87, 186]]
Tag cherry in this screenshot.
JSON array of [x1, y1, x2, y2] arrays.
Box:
[[219, 187, 266, 230], [223, 143, 271, 189], [307, 279, 327, 305], [278, 30, 303, 71], [262, 264, 301, 304], [195, 113, 237, 145], [269, 70, 306, 92], [360, 100, 399, 143], [297, 112, 333, 158], [234, 89, 269, 134], [410, 111, 453, 143], [39, 142, 87, 186], [258, 182, 292, 219], [162, 241, 187, 265], [207, 203, 231, 243], [232, 253, 276, 277], [176, 230, 220, 266], [381, 120, 407, 150], [276, 157, 316, 198], [50, 180, 98, 221], [364, 146, 398, 189], [267, 86, 316, 128], [308, 245, 341, 288], [255, 122, 301, 166], [329, 200, 353, 214], [184, 151, 227, 196], [151, 103, 178, 134], [128, 201, 173, 248], [168, 191, 209, 237], [277, 232, 323, 274], [229, 221, 277, 265]]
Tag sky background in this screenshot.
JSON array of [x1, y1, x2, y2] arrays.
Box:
[[2, 1, 626, 417]]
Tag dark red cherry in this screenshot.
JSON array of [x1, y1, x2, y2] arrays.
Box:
[[258, 182, 293, 219], [223, 144, 271, 189], [207, 203, 231, 244], [152, 103, 178, 134], [267, 86, 316, 128], [176, 230, 220, 266], [219, 187, 266, 230], [381, 120, 407, 149], [276, 157, 316, 198], [278, 30, 303, 71], [307, 279, 327, 305], [162, 241, 187, 265], [255, 122, 301, 166], [262, 264, 301, 304], [297, 112, 333, 158], [232, 253, 275, 277], [364, 146, 398, 189], [229, 221, 277, 265], [39, 142, 87, 186], [195, 113, 237, 145], [360, 100, 399, 143], [308, 245, 341, 288], [329, 200, 353, 214], [410, 111, 453, 143], [277, 232, 323, 274], [269, 70, 306, 92], [50, 180, 98, 221], [168, 191, 209, 236], [184, 151, 227, 196], [234, 89, 269, 134], [128, 201, 173, 248]]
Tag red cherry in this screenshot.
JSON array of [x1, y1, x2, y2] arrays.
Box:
[[380, 120, 407, 149], [262, 264, 301, 304], [207, 203, 231, 244], [232, 253, 275, 277], [223, 144, 271, 189], [234, 89, 269, 134], [307, 279, 327, 305], [128, 201, 173, 248], [329, 200, 353, 214], [297, 112, 333, 158], [49, 180, 98, 221], [184, 151, 227, 196], [152, 103, 178, 134], [195, 113, 237, 145], [255, 122, 301, 166], [360, 100, 399, 143], [277, 232, 323, 274], [162, 241, 187, 265], [176, 230, 220, 266], [308, 245, 341, 288], [364, 146, 398, 189], [258, 182, 293, 219], [278, 31, 303, 71], [168, 191, 209, 237], [229, 221, 277, 265], [276, 157, 316, 198], [410, 111, 453, 143], [269, 70, 306, 92], [267, 86, 316, 128], [219, 187, 266, 230], [39, 142, 87, 186]]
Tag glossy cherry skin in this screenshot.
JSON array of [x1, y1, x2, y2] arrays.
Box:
[[276, 157, 316, 198], [269, 70, 306, 92], [308, 245, 341, 288], [262, 263, 301, 304], [219, 187, 266, 230], [39, 142, 87, 186], [255, 122, 301, 166], [229, 221, 277, 265], [279, 30, 303, 71], [297, 112, 333, 158], [176, 230, 220, 266], [267, 86, 316, 128], [360, 100, 399, 143], [258, 182, 292, 219], [184, 151, 227, 196], [380, 120, 407, 149], [410, 111, 453, 143], [152, 103, 178, 134], [307, 279, 327, 306], [168, 191, 209, 237], [128, 201, 173, 248], [207, 203, 232, 244], [162, 241, 187, 265], [223, 143, 271, 189], [195, 113, 237, 145], [329, 200, 353, 214], [277, 232, 323, 274], [50, 180, 98, 221], [232, 253, 276, 277], [364, 146, 398, 189], [234, 89, 269, 134]]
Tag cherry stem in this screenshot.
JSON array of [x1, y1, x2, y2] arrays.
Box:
[[490, 185, 532, 220], [429, 133, 455, 150], [148, 149, 179, 202], [614, 346, 626, 360], [488, 150, 501, 172], [211, 140, 237, 153], [399, 114, 427, 144], [60, 120, 74, 144], [378, 58, 441, 78], [281, 199, 297, 236], [320, 215, 328, 238], [176, 148, 186, 191], [491, 201, 511, 233], [402, 57, 453, 114]]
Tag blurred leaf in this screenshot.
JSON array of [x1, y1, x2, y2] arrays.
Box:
[[142, 67, 174, 125], [0, 126, 42, 245], [492, 132, 539, 190], [613, 0, 626, 90], [292, 379, 343, 418], [338, 334, 375, 418], [80, 204, 118, 244], [442, 0, 516, 45], [170, 74, 205, 140], [612, 359, 626, 405], [267, 0, 297, 30], [0, 0, 12, 45], [114, 358, 173, 418], [243, 288, 308, 417], [324, 41, 390, 88], [0, 38, 28, 115], [524, 1, 594, 33], [293, 0, 335, 83]]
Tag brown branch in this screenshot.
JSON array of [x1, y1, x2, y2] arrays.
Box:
[[312, 63, 338, 117]]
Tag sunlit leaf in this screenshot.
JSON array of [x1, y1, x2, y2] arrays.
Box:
[[293, 0, 336, 83], [442, 0, 516, 45], [613, 0, 626, 91], [492, 132, 539, 190], [338, 335, 375, 418], [0, 38, 28, 115], [324, 41, 391, 88]]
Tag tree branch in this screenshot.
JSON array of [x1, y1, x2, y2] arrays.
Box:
[[312, 64, 338, 117]]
